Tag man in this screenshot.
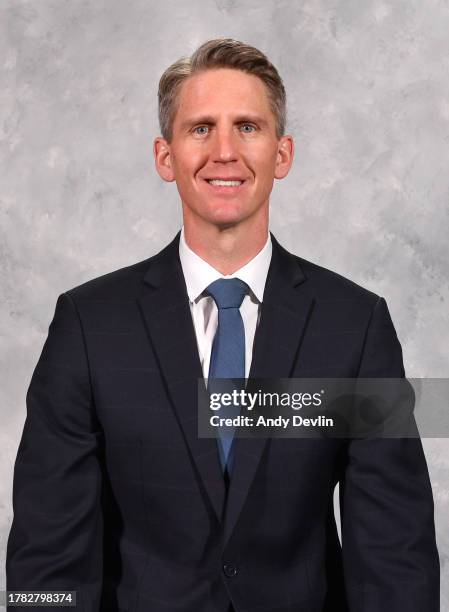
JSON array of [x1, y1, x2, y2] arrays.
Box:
[[7, 39, 439, 611]]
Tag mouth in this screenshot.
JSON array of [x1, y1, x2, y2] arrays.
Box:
[[206, 179, 244, 187], [204, 176, 247, 198]]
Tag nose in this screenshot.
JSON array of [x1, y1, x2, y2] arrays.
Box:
[[210, 126, 239, 163]]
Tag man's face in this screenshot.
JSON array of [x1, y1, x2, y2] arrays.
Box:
[[154, 68, 294, 230]]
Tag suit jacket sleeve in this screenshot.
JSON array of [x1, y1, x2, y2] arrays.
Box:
[[6, 293, 103, 612], [339, 297, 440, 611]]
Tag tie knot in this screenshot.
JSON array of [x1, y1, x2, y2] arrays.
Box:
[[206, 278, 248, 309]]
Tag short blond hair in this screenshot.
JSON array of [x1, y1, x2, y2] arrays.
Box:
[[158, 38, 286, 142]]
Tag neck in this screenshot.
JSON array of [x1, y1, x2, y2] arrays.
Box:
[[183, 215, 269, 275]]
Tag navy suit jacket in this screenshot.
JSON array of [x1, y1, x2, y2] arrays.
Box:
[[7, 233, 439, 611]]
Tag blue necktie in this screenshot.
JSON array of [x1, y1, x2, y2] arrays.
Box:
[[207, 278, 248, 473]]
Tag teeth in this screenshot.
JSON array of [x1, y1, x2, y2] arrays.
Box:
[[208, 179, 243, 186]]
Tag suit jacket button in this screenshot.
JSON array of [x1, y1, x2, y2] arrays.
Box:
[[223, 562, 238, 577]]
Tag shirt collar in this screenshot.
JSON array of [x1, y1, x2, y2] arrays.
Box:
[[179, 227, 272, 304]]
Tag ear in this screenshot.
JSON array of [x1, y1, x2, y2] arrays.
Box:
[[153, 137, 175, 182], [274, 135, 295, 180]]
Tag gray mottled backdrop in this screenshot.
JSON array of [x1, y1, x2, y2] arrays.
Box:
[[1, 0, 448, 606]]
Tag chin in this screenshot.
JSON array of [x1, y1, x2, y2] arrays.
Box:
[[183, 198, 260, 229], [209, 208, 249, 227]]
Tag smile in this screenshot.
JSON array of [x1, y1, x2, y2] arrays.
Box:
[[206, 179, 244, 186]]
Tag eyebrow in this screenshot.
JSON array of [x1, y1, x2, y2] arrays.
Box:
[[179, 114, 270, 130]]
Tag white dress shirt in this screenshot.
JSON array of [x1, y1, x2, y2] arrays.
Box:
[[179, 227, 272, 379]]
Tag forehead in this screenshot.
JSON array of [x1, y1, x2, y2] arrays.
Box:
[[173, 68, 274, 124]]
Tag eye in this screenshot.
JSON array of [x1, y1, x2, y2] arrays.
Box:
[[193, 125, 209, 135], [240, 123, 256, 133]]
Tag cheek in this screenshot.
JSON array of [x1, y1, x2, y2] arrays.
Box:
[[254, 158, 277, 190], [174, 154, 206, 187], [248, 145, 278, 176]]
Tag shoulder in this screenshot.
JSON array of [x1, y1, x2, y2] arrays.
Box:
[[296, 255, 379, 304], [63, 235, 179, 303], [64, 257, 154, 303], [274, 237, 379, 305], [282, 250, 399, 344]]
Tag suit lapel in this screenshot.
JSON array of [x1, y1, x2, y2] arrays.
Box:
[[137, 235, 226, 523], [223, 235, 315, 547]]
